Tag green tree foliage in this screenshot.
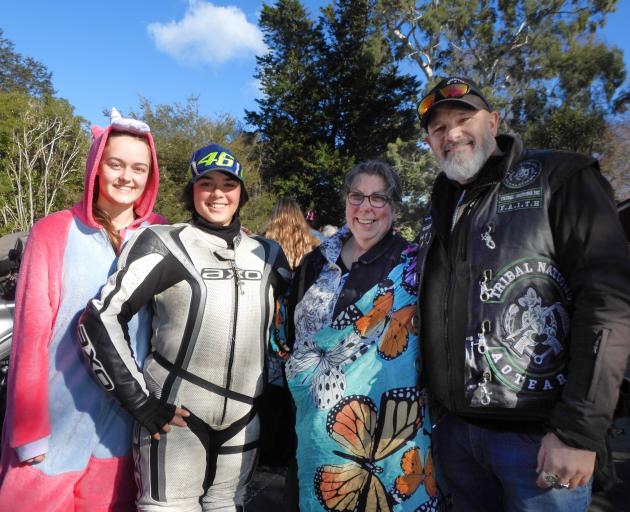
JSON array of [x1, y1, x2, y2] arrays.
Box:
[[600, 113, 630, 201], [0, 25, 58, 181], [132, 97, 271, 231], [0, 98, 88, 234], [318, 0, 420, 159], [0, 30, 86, 235], [0, 91, 32, 197], [248, 0, 420, 226], [523, 104, 607, 154], [0, 28, 54, 97], [0, 95, 87, 235], [378, 0, 627, 154], [384, 137, 438, 235], [247, 0, 342, 224]]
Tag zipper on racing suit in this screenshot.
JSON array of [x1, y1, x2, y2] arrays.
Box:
[[221, 259, 244, 424]]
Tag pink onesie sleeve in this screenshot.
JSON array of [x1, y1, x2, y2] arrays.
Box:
[[6, 213, 68, 451]]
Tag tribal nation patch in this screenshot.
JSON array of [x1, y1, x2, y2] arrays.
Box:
[[476, 258, 572, 393], [503, 159, 542, 189]]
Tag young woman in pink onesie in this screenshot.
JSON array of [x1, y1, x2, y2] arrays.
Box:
[[0, 111, 166, 511]]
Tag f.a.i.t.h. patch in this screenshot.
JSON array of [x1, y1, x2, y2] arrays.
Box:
[[497, 160, 544, 213]]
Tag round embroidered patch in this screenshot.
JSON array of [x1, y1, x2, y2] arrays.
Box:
[[503, 160, 542, 189]]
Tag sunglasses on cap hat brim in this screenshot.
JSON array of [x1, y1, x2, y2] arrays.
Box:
[[418, 83, 470, 117], [418, 82, 490, 128]]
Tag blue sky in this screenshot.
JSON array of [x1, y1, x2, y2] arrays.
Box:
[[3, 0, 629, 128]]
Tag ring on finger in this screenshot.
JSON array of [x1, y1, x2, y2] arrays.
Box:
[[541, 471, 560, 487]]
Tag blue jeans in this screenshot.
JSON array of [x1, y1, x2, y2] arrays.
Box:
[[432, 414, 592, 512]]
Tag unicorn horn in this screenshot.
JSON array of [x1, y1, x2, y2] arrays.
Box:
[[110, 107, 122, 122]]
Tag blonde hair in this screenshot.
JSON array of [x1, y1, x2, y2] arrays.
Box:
[[265, 197, 320, 269]]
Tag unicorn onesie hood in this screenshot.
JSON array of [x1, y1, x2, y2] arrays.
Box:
[[0, 110, 166, 511], [73, 107, 162, 231]]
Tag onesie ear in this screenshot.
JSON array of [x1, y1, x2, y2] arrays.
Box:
[[108, 107, 150, 134], [91, 126, 104, 139]]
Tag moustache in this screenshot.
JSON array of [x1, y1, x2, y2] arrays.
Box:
[[443, 139, 473, 153]]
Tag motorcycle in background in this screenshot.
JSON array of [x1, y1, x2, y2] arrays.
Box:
[[0, 233, 26, 434]]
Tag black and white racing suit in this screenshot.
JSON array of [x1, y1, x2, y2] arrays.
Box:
[[79, 223, 290, 511]]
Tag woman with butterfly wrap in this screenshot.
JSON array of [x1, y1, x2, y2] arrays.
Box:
[[283, 161, 442, 511]]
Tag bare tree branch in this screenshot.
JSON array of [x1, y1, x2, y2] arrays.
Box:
[[1, 107, 83, 231]]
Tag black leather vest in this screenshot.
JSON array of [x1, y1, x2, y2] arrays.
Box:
[[417, 151, 573, 411]]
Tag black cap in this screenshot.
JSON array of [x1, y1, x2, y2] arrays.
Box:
[[419, 76, 493, 130]]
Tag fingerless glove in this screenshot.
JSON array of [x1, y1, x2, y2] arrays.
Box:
[[132, 396, 177, 435]]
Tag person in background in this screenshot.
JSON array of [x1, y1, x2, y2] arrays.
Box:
[[285, 160, 439, 511], [416, 76, 630, 511], [320, 224, 338, 238], [78, 144, 291, 511], [260, 197, 320, 477], [0, 109, 165, 511], [265, 197, 321, 270], [305, 209, 326, 242]]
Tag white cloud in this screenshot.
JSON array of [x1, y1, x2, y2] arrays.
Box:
[[147, 1, 265, 65]]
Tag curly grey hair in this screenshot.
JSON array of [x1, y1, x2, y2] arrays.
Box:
[[343, 160, 403, 208]]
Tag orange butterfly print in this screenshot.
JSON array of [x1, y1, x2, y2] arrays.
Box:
[[354, 290, 393, 338], [392, 447, 437, 503], [315, 387, 425, 511], [378, 304, 417, 360]]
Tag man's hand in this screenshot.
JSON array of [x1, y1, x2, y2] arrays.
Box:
[[151, 406, 190, 441], [536, 432, 596, 489]]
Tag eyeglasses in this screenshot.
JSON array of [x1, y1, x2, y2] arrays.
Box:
[[346, 192, 390, 208], [417, 82, 470, 121]]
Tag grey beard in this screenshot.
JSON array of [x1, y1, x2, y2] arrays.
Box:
[[437, 133, 496, 184]]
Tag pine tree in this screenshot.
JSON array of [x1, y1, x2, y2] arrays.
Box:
[[247, 0, 420, 225], [247, 0, 340, 222]]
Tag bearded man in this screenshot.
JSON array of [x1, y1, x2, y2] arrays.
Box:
[[415, 76, 630, 511]]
